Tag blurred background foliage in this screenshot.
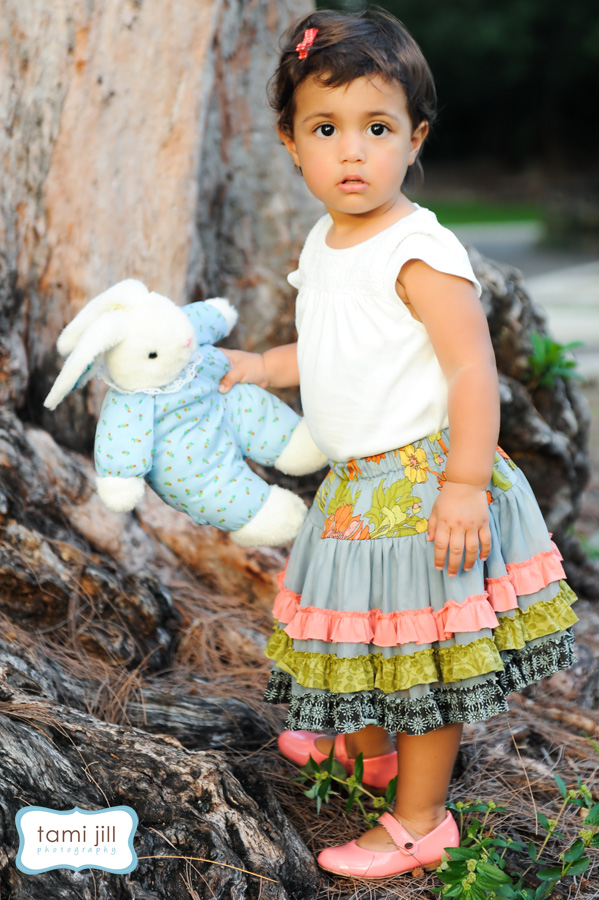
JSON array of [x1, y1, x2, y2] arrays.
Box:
[[315, 0, 598, 174]]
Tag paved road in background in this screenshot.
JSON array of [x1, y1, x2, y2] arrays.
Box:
[[453, 222, 599, 380]]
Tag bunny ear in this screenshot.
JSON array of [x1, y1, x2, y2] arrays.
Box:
[[57, 279, 148, 357], [44, 310, 129, 410]]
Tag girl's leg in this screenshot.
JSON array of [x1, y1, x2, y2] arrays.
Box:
[[314, 724, 394, 758], [356, 722, 463, 850]]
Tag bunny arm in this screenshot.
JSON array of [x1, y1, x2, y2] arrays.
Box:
[[183, 299, 238, 344], [94, 390, 155, 495], [96, 474, 145, 512]]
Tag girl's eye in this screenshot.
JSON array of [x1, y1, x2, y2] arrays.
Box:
[[314, 123, 336, 138], [367, 122, 390, 137]]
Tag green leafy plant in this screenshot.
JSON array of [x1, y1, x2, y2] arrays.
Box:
[[299, 755, 598, 895], [526, 332, 582, 391], [297, 748, 397, 827], [436, 777, 599, 900]]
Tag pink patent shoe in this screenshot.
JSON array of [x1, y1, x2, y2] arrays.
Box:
[[277, 730, 397, 789], [317, 810, 459, 878]]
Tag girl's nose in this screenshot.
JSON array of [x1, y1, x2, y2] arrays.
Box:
[[339, 133, 365, 163]]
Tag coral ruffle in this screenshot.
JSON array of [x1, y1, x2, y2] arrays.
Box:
[[486, 542, 565, 610], [274, 545, 566, 648]]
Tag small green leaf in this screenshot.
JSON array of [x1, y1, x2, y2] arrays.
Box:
[[301, 756, 320, 776], [440, 885, 463, 898], [330, 759, 348, 779], [477, 862, 513, 884], [536, 813, 550, 830], [554, 774, 567, 798], [563, 838, 585, 862], [583, 803, 599, 826], [528, 841, 538, 861], [496, 885, 518, 899], [536, 866, 563, 881], [317, 778, 331, 800], [345, 788, 357, 814], [566, 857, 590, 876], [444, 846, 480, 861], [385, 775, 397, 805], [353, 751, 364, 783], [323, 745, 335, 774], [470, 883, 487, 900]]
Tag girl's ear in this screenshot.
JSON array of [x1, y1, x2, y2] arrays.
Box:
[[408, 120, 429, 165], [277, 126, 301, 168]]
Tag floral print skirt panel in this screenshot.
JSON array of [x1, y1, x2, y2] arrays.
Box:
[[263, 428, 577, 735]]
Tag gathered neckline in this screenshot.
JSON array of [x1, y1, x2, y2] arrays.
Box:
[[322, 204, 430, 252]]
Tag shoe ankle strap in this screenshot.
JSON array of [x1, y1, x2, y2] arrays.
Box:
[[378, 813, 418, 852]]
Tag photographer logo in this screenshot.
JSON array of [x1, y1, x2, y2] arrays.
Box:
[[16, 806, 138, 874]]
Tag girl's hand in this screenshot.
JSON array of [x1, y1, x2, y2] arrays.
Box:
[[218, 349, 267, 392], [427, 481, 491, 577]]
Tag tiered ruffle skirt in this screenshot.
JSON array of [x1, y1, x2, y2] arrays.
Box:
[[264, 430, 577, 735]]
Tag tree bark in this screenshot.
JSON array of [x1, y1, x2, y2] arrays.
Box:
[[0, 1, 597, 897], [1, 2, 321, 896]]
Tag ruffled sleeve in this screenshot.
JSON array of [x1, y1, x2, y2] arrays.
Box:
[[287, 269, 301, 290], [385, 217, 482, 298]]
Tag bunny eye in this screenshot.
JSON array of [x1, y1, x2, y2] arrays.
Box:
[[148, 351, 158, 359]]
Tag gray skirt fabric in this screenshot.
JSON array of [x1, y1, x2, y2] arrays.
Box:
[[264, 429, 577, 735]]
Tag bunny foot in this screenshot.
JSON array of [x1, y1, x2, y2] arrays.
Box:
[[230, 484, 307, 547], [96, 475, 145, 513], [274, 419, 328, 476]]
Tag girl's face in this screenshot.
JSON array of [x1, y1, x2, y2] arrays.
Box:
[[279, 75, 428, 226]]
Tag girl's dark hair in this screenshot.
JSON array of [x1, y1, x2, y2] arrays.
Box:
[[269, 9, 437, 187]]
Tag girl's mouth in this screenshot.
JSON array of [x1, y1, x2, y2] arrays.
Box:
[[338, 176, 368, 193]]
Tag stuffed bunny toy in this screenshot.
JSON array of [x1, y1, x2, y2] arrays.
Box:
[[44, 279, 327, 547]]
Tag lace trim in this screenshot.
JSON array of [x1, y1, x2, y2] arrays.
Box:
[[264, 631, 575, 734], [97, 348, 204, 396]]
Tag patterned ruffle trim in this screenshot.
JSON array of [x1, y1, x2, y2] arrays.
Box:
[[264, 631, 575, 734], [273, 544, 566, 647], [265, 582, 577, 694]]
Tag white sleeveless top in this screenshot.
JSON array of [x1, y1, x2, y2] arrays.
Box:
[[289, 205, 482, 462]]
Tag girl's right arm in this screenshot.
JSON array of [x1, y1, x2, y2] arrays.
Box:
[[218, 343, 299, 392]]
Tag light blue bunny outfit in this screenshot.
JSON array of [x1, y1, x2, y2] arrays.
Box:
[[94, 301, 299, 531]]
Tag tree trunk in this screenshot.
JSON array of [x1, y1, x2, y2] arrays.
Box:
[[1, 1, 597, 898], [0, 0, 320, 451], [1, 2, 322, 896]]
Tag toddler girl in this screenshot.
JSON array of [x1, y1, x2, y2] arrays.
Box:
[[219, 8, 577, 879]]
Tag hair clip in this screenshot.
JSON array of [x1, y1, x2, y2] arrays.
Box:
[[296, 28, 318, 60]]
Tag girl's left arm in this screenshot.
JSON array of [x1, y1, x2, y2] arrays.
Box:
[[398, 259, 500, 577]]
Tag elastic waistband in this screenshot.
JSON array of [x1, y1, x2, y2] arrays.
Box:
[[330, 428, 450, 481]]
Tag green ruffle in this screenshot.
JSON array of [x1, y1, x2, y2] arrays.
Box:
[[264, 581, 577, 694], [494, 581, 577, 651]]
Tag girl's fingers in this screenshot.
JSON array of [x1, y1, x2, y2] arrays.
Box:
[[463, 532, 480, 572], [433, 524, 450, 570], [479, 524, 492, 561], [218, 372, 236, 393], [427, 510, 437, 542], [446, 529, 466, 577]]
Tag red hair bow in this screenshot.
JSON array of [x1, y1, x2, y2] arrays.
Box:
[[296, 28, 318, 60]]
